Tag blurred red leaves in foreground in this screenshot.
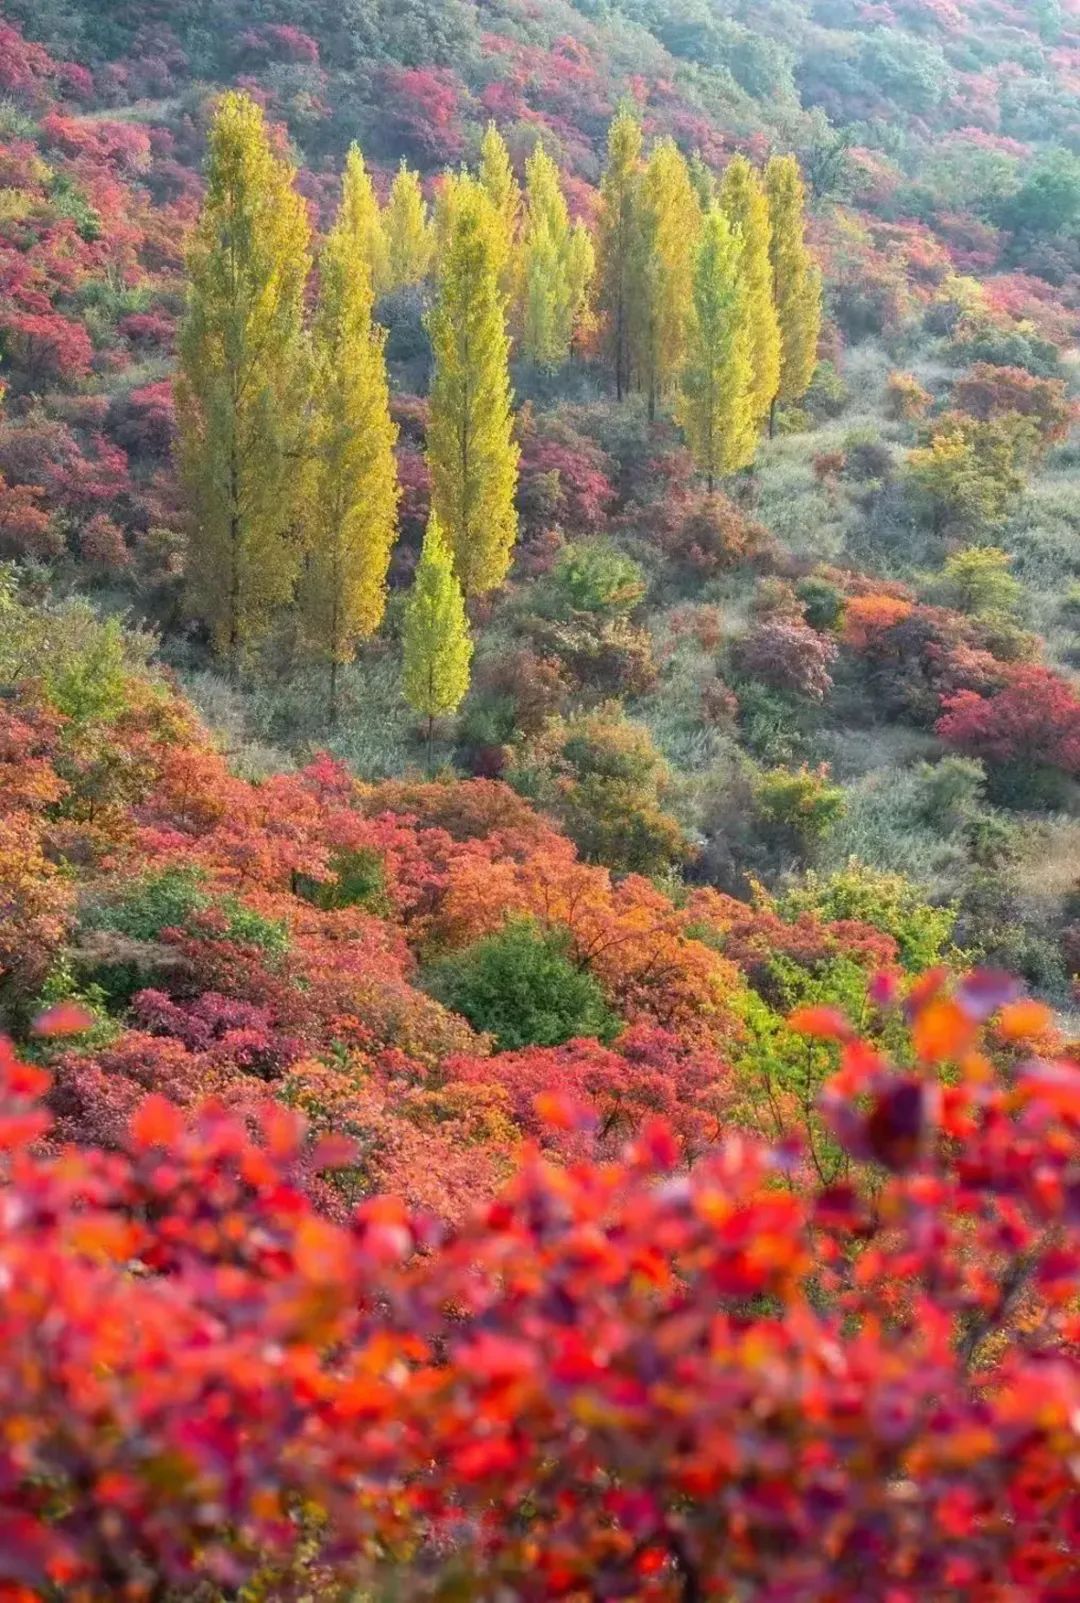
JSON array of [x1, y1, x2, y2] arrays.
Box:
[[0, 973, 1075, 1601]]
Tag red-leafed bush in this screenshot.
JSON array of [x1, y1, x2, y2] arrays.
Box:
[[937, 665, 1080, 777], [952, 363, 1074, 447], [0, 972, 1074, 1599], [0, 473, 57, 560], [381, 67, 468, 166], [736, 617, 838, 700], [0, 309, 94, 390], [107, 381, 176, 460], [518, 414, 617, 539]]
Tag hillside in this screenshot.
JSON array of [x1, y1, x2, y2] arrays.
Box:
[[1, 0, 1079, 1009], [0, 0, 1079, 1598]]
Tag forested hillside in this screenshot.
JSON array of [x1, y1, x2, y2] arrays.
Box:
[[0, 2, 1078, 1598]]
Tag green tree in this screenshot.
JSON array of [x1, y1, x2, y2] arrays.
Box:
[[596, 108, 644, 402], [636, 138, 702, 420], [383, 161, 434, 290], [765, 154, 822, 436], [402, 512, 473, 768], [176, 91, 311, 671], [426, 178, 520, 596], [424, 918, 618, 1051], [676, 208, 756, 490], [478, 121, 521, 301], [299, 151, 400, 724], [337, 143, 388, 296], [905, 416, 1036, 534], [520, 144, 594, 369], [718, 154, 781, 425]]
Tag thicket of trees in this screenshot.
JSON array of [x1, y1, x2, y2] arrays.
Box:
[[177, 96, 821, 711]]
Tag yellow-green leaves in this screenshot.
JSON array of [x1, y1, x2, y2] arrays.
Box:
[[403, 512, 473, 760], [177, 90, 311, 668], [299, 149, 400, 721], [426, 179, 519, 597], [719, 154, 781, 425], [521, 144, 594, 369], [766, 154, 822, 416], [596, 107, 644, 401], [636, 138, 702, 419], [677, 208, 756, 489], [384, 161, 434, 290]]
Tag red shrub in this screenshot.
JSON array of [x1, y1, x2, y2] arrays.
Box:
[[937, 665, 1080, 776]]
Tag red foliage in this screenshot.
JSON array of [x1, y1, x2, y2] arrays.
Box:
[[0, 473, 57, 560], [518, 414, 617, 538], [0, 309, 94, 389], [937, 665, 1080, 776], [0, 971, 1074, 1598], [736, 617, 838, 701], [381, 67, 468, 166], [952, 363, 1075, 447]]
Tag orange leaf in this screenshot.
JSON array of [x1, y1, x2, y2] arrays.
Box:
[[129, 1094, 183, 1149], [912, 998, 976, 1064], [997, 1000, 1053, 1042], [31, 1002, 95, 1038], [788, 1005, 852, 1041]]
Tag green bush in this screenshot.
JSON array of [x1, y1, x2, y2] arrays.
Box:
[[424, 919, 618, 1051], [933, 547, 1024, 619], [778, 863, 957, 971], [755, 765, 846, 855], [548, 541, 646, 618]]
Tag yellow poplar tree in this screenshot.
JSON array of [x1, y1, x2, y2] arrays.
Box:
[[718, 154, 781, 426], [521, 144, 594, 368], [636, 137, 702, 420], [426, 178, 520, 597], [384, 161, 434, 290], [479, 121, 521, 301], [677, 208, 756, 491], [765, 154, 823, 435], [339, 143, 389, 297], [176, 90, 311, 671], [596, 107, 644, 401], [299, 154, 400, 725], [403, 511, 473, 769]]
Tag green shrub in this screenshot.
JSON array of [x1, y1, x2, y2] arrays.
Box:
[[778, 863, 957, 971], [933, 547, 1024, 619], [424, 919, 618, 1051], [548, 541, 646, 618], [298, 848, 389, 914], [755, 765, 846, 854]]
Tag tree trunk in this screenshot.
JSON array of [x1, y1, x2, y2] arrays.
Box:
[[329, 656, 338, 730], [769, 396, 777, 440]]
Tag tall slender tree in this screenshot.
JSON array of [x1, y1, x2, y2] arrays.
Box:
[[765, 154, 823, 436], [479, 121, 521, 302], [719, 154, 781, 426], [520, 144, 594, 369], [383, 161, 434, 290], [426, 178, 519, 597], [596, 108, 644, 402], [299, 156, 400, 725], [176, 91, 311, 672], [337, 144, 388, 297], [677, 208, 756, 491], [403, 511, 473, 770], [636, 138, 702, 421]]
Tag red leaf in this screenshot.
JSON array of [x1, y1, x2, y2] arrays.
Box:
[[31, 1002, 95, 1038]]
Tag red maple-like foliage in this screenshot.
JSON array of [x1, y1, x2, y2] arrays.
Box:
[[0, 972, 1074, 1599], [937, 665, 1080, 776]]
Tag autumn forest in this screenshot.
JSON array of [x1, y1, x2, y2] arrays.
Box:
[[0, 0, 1077, 1598]]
